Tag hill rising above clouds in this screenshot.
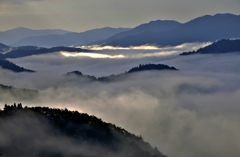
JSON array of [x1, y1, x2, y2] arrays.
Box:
[[65, 63, 179, 82], [0, 59, 34, 72], [180, 39, 240, 55]]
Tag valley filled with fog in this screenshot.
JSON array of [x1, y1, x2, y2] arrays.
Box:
[[1, 42, 240, 157]]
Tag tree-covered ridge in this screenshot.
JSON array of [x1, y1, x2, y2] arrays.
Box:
[[0, 104, 166, 157], [65, 63, 179, 82], [180, 39, 240, 55], [127, 64, 178, 73], [0, 59, 35, 72]]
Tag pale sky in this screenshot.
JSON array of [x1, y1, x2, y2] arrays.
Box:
[[0, 0, 239, 32]]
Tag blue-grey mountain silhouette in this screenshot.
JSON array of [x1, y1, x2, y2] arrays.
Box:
[[102, 13, 240, 47], [0, 43, 10, 53], [180, 39, 240, 55], [0, 59, 34, 72], [0, 27, 71, 45], [95, 20, 181, 45], [12, 27, 130, 48]]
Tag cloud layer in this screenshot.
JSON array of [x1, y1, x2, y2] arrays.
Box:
[[1, 44, 240, 157]]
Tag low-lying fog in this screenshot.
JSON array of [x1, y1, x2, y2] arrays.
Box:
[[1, 42, 240, 157]]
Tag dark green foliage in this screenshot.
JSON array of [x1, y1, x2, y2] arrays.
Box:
[[65, 64, 178, 83], [0, 104, 166, 157], [65, 71, 83, 76], [127, 64, 178, 73], [180, 39, 240, 55], [0, 59, 35, 72]]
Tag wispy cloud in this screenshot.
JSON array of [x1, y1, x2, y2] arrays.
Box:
[[61, 52, 125, 59]]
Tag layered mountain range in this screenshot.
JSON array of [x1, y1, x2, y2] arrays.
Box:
[[1, 13, 239, 48], [101, 13, 240, 47], [2, 27, 130, 48]]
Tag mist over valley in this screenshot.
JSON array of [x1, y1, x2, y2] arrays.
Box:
[[0, 9, 240, 157]]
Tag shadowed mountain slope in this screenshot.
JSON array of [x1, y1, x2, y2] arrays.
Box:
[[102, 14, 240, 47], [0, 43, 10, 53], [97, 20, 181, 45], [0, 59, 34, 72], [0, 105, 166, 157], [180, 39, 240, 55]]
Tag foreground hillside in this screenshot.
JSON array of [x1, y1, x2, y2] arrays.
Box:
[[0, 104, 166, 157]]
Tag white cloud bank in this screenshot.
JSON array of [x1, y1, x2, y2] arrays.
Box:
[[1, 43, 240, 157]]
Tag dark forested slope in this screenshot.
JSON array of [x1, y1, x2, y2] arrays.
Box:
[[0, 104, 166, 157], [0, 59, 35, 72], [180, 39, 240, 55], [65, 63, 179, 82]]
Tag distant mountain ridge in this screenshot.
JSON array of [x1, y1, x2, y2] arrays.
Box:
[[101, 13, 240, 47], [98, 20, 181, 45], [0, 44, 91, 72], [180, 39, 240, 55], [12, 27, 130, 47], [0, 27, 71, 45], [3, 13, 240, 48]]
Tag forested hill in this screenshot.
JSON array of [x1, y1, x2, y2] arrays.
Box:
[[0, 104, 167, 157], [127, 64, 178, 73], [65, 64, 179, 82], [0, 59, 35, 72], [180, 39, 240, 55]]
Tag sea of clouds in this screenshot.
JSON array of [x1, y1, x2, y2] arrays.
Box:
[[1, 42, 240, 157]]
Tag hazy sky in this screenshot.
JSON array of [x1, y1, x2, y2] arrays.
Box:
[[0, 0, 240, 32]]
